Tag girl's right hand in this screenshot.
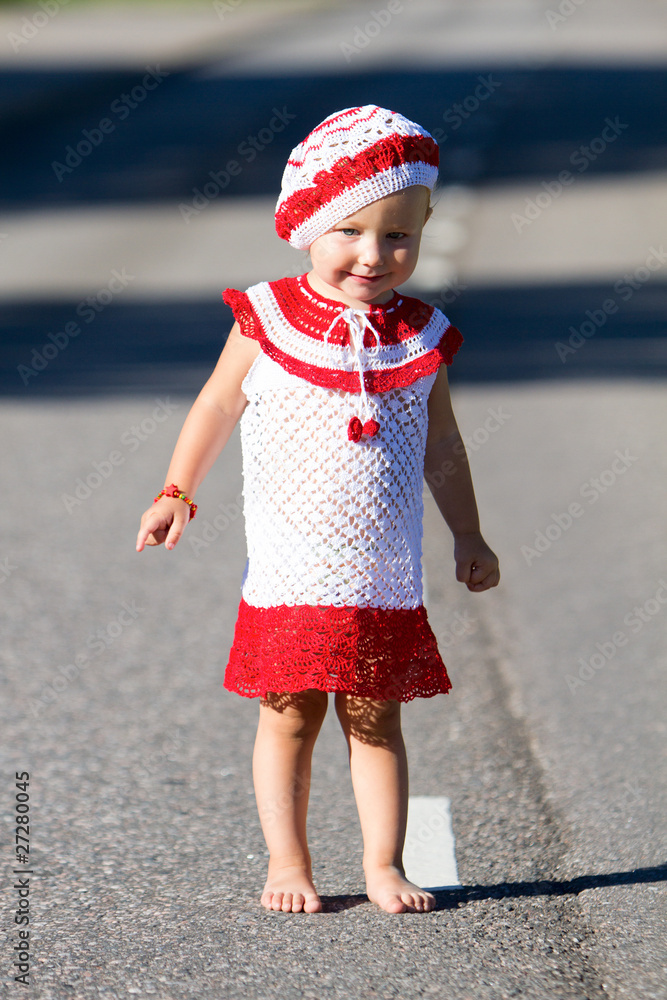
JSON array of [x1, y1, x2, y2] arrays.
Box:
[[136, 498, 191, 552]]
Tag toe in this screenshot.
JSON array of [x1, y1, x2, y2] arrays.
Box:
[[281, 893, 293, 912], [271, 892, 284, 911], [291, 894, 305, 913], [386, 896, 407, 913], [415, 892, 435, 912], [304, 895, 322, 913]]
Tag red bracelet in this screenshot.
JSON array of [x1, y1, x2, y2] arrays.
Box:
[[153, 483, 198, 520]]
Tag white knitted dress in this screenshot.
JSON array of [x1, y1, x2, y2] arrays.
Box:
[[223, 274, 462, 702]]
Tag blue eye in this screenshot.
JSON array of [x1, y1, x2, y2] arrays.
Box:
[[388, 232, 406, 240], [340, 228, 357, 236]]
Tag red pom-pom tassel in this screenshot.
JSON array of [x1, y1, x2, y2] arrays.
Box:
[[363, 418, 380, 437], [347, 416, 363, 442]]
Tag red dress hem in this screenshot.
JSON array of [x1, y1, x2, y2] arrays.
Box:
[[224, 598, 452, 703]]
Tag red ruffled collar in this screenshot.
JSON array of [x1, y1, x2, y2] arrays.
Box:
[[223, 275, 462, 441], [266, 274, 435, 349]]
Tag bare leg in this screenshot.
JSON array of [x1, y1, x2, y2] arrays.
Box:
[[253, 689, 328, 913], [334, 693, 435, 913]]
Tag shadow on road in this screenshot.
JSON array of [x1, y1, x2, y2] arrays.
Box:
[[2, 65, 665, 209], [315, 862, 667, 913], [4, 277, 666, 398], [3, 63, 666, 394], [432, 861, 667, 910]]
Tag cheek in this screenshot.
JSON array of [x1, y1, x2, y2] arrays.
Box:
[[392, 247, 413, 265], [309, 240, 328, 263], [396, 240, 421, 263], [310, 236, 342, 265]]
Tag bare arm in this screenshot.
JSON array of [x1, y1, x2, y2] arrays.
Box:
[[136, 323, 260, 552], [424, 365, 500, 592]]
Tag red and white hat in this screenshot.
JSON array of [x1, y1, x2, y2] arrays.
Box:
[[275, 105, 439, 250]]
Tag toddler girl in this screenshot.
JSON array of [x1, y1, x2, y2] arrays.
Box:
[[136, 106, 499, 915]]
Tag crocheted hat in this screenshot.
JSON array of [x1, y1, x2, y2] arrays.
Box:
[[275, 105, 439, 250]]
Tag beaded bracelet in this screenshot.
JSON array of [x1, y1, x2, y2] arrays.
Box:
[[153, 483, 198, 520]]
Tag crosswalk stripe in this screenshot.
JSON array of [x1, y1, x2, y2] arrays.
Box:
[[403, 795, 460, 891], [2, 171, 664, 300]]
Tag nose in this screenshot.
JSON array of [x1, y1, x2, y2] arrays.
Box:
[[357, 235, 383, 268]]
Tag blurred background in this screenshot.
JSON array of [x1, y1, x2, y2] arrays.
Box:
[[1, 0, 666, 391], [2, 2, 666, 998]]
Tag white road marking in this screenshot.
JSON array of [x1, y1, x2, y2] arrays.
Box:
[[3, 0, 666, 71], [3, 172, 664, 300], [403, 796, 460, 891]]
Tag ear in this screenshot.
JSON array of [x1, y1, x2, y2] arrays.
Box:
[[424, 205, 433, 224]]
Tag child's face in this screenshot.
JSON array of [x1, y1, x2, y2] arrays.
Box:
[[308, 186, 432, 309]]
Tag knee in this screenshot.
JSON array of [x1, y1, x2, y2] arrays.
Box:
[[335, 693, 402, 744], [260, 689, 328, 739]]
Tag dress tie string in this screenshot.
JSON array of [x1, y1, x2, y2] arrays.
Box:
[[323, 307, 381, 442]]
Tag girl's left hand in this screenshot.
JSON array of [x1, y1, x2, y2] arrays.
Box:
[[454, 532, 500, 592]]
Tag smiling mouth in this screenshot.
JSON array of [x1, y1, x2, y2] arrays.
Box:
[[347, 273, 385, 282]]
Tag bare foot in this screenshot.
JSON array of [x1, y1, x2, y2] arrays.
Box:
[[261, 863, 322, 913], [365, 864, 436, 913]]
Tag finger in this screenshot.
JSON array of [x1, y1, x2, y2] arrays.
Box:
[[136, 512, 165, 552], [459, 560, 483, 585], [136, 527, 151, 552], [455, 561, 474, 584], [468, 567, 500, 591], [164, 515, 188, 551], [144, 532, 164, 547]]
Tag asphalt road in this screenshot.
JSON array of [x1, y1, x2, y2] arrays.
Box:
[[2, 379, 665, 1000], [1, 2, 666, 998]]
